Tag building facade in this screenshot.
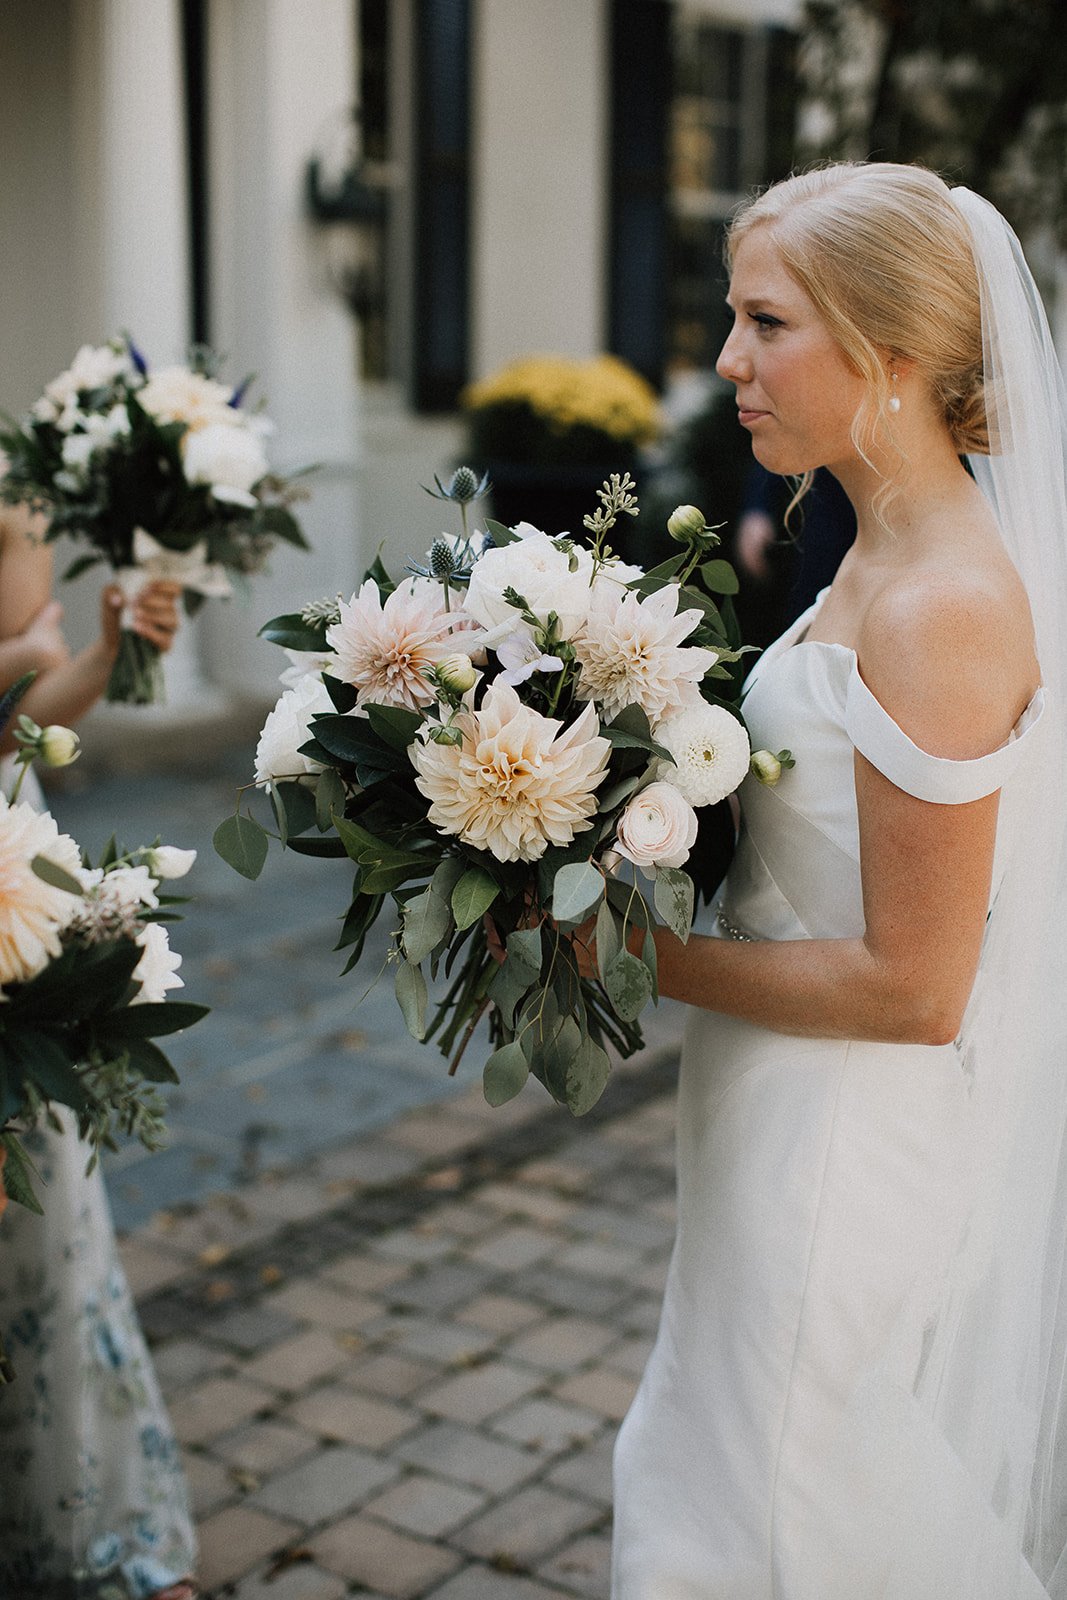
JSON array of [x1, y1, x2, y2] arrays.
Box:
[[0, 0, 799, 743]]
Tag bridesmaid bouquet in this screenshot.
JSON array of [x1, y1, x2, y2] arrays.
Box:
[[0, 681, 208, 1222], [0, 337, 310, 704], [216, 470, 777, 1115]]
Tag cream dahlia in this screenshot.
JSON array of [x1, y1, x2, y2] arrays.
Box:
[[411, 680, 610, 862], [574, 585, 719, 726], [0, 798, 84, 989], [656, 703, 751, 807], [327, 578, 461, 713]]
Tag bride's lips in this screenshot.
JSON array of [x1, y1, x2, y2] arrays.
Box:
[[738, 406, 771, 427]]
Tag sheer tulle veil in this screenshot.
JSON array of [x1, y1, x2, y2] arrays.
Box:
[[891, 187, 1067, 1595]]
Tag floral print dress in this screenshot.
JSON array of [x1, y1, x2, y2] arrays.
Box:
[[0, 764, 195, 1599]]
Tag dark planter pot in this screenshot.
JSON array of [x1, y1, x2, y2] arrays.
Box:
[[485, 461, 645, 563]]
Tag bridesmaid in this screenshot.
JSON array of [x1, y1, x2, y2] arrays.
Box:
[[0, 502, 198, 1600]]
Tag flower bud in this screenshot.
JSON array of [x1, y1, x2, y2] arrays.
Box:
[[436, 653, 477, 695], [38, 725, 81, 768], [429, 722, 464, 746], [149, 845, 198, 880], [749, 749, 782, 786], [667, 504, 708, 544]]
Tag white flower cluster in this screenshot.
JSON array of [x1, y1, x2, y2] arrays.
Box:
[[255, 514, 754, 877], [0, 794, 194, 1002], [32, 341, 271, 510]]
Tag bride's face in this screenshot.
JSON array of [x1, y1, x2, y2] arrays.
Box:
[[717, 226, 870, 477]]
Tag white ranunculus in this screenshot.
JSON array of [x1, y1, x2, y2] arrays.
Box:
[[254, 673, 334, 787], [148, 845, 197, 880], [464, 528, 595, 643], [182, 421, 268, 508], [131, 920, 183, 1004], [613, 781, 699, 875]]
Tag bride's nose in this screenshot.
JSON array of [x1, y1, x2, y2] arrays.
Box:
[[716, 323, 750, 385]]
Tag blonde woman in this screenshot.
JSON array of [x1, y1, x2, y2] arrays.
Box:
[[608, 166, 1067, 1596], [0, 503, 198, 1600]]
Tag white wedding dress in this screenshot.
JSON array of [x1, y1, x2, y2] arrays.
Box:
[[611, 589, 1053, 1598]]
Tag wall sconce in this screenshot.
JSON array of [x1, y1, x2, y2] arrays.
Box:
[[305, 108, 391, 323]]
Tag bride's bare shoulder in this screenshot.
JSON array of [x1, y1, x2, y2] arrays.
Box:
[[857, 560, 1038, 761]]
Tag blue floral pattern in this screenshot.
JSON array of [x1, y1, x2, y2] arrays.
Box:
[[0, 1119, 196, 1598]]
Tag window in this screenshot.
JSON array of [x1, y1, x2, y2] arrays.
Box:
[[610, 2, 797, 388]]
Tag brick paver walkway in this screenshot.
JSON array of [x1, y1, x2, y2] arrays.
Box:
[[121, 1044, 681, 1599]]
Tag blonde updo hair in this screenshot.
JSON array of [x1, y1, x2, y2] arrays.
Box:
[[727, 164, 989, 482]]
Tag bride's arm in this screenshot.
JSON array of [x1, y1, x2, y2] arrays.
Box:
[[644, 576, 1037, 1045]]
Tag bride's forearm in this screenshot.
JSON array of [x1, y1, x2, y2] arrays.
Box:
[[650, 925, 962, 1046]]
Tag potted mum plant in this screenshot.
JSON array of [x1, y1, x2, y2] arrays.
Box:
[[462, 354, 661, 558]]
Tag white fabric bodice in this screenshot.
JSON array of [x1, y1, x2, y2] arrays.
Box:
[[721, 589, 1046, 943]]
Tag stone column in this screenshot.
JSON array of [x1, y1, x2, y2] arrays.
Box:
[[203, 0, 362, 705], [70, 0, 224, 729]]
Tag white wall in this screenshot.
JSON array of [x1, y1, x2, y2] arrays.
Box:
[[470, 0, 609, 378]]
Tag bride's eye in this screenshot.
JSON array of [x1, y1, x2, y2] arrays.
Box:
[[750, 313, 784, 334]]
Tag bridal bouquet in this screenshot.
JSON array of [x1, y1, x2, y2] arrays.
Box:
[[0, 689, 208, 1221], [216, 470, 772, 1115], [0, 337, 310, 703]]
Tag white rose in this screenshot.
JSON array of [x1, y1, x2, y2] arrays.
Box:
[[613, 781, 699, 875], [464, 528, 595, 643], [131, 920, 183, 1004], [138, 365, 234, 430], [60, 432, 95, 472], [148, 845, 197, 880], [183, 421, 268, 508], [279, 647, 336, 689], [254, 673, 334, 787]]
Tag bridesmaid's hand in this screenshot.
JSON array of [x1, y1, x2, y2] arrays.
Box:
[[101, 580, 182, 659]]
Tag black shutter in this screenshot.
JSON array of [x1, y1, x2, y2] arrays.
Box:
[[608, 0, 671, 388], [412, 0, 471, 412]]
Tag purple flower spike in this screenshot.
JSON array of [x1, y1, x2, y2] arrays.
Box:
[[229, 374, 253, 409], [127, 338, 148, 377]]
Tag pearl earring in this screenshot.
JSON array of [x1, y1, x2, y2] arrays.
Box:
[[888, 373, 901, 414]]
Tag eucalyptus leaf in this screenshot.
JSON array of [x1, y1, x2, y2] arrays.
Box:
[[451, 866, 499, 931], [653, 866, 694, 944], [213, 813, 269, 880], [505, 926, 543, 986], [643, 925, 659, 1003], [30, 855, 85, 896], [538, 1016, 583, 1103], [597, 773, 643, 814], [604, 948, 654, 1023], [595, 898, 623, 981], [395, 959, 427, 1040], [551, 861, 604, 926], [0, 1134, 42, 1214], [487, 957, 532, 1030], [565, 1033, 612, 1116], [402, 883, 453, 964], [483, 1039, 529, 1107]]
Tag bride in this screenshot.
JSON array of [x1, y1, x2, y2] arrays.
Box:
[[610, 164, 1067, 1595]]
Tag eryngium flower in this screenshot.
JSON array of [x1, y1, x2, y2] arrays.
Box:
[[656, 703, 751, 807], [0, 798, 83, 988], [573, 586, 718, 727], [327, 578, 460, 713], [411, 680, 610, 862]]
